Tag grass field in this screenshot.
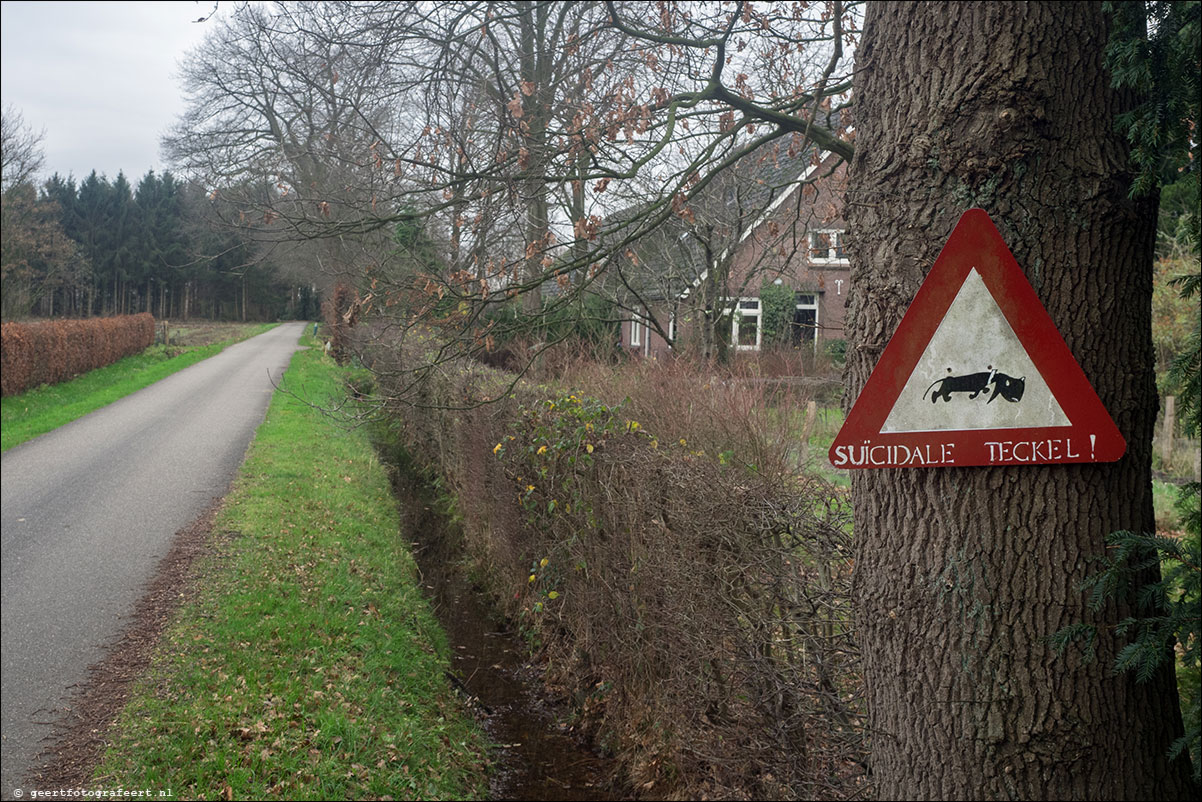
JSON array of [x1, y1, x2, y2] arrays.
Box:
[[1, 322, 277, 452], [781, 402, 848, 487], [89, 334, 488, 800]]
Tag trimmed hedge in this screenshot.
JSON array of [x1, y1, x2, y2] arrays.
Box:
[[1, 314, 156, 397]]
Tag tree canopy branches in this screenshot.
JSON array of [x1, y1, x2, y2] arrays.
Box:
[[165, 2, 856, 277], [1, 105, 46, 193], [154, 1, 860, 383]]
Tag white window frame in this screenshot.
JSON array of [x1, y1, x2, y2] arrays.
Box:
[[729, 297, 762, 351], [808, 229, 848, 265], [794, 292, 820, 352], [629, 314, 643, 347]]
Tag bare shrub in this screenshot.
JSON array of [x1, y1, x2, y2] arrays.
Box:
[[321, 283, 358, 364], [753, 344, 844, 379], [552, 353, 811, 481], [363, 329, 867, 799]]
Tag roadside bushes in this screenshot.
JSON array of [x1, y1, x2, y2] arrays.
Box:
[[363, 329, 866, 800], [1, 314, 155, 397]]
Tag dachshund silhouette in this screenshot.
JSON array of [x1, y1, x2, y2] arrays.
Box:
[[924, 371, 1025, 404]]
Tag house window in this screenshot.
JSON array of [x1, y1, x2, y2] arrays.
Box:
[[629, 314, 643, 347], [791, 293, 819, 349], [733, 297, 762, 350], [809, 230, 848, 264]]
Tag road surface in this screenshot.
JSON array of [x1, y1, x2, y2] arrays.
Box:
[[1, 322, 306, 796]]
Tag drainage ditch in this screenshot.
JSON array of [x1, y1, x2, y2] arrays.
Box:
[[392, 468, 630, 801]]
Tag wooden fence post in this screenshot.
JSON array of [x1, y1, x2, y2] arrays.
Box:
[[1161, 395, 1176, 470]]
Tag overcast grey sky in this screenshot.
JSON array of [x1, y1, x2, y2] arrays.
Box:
[[1, 0, 218, 183]]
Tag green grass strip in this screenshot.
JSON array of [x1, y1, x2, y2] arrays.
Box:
[[1, 324, 278, 453], [90, 338, 488, 800]]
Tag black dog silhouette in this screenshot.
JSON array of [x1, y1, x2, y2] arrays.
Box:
[[924, 372, 1025, 403]]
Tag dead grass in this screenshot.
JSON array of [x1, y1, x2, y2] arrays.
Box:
[[165, 320, 277, 348]]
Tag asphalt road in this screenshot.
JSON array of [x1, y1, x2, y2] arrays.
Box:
[[1, 321, 307, 796]]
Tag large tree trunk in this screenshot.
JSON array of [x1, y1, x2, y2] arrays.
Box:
[[844, 3, 1192, 799], [518, 0, 549, 318]]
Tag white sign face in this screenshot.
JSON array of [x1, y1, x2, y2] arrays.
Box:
[[881, 268, 1070, 433]]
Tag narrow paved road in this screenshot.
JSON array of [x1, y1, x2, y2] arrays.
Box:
[[1, 322, 306, 796]]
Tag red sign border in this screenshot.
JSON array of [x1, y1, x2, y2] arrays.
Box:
[[829, 208, 1126, 468]]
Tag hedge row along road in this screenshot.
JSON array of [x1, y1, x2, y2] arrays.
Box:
[[0, 322, 307, 796]]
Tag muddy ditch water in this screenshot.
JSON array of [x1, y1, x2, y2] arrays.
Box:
[[392, 469, 631, 801]]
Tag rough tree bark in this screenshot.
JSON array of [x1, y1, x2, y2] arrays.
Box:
[[518, 0, 552, 317], [844, 3, 1193, 799]]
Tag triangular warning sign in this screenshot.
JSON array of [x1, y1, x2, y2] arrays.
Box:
[[829, 209, 1125, 468]]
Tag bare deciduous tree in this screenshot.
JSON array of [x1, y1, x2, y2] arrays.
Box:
[[164, 2, 857, 360], [1, 106, 46, 193]]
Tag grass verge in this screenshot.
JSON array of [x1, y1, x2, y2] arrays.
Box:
[[1, 323, 278, 453], [1153, 478, 1187, 532], [89, 338, 488, 800]]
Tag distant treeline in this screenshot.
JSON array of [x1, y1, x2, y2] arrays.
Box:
[[1, 169, 320, 322]]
